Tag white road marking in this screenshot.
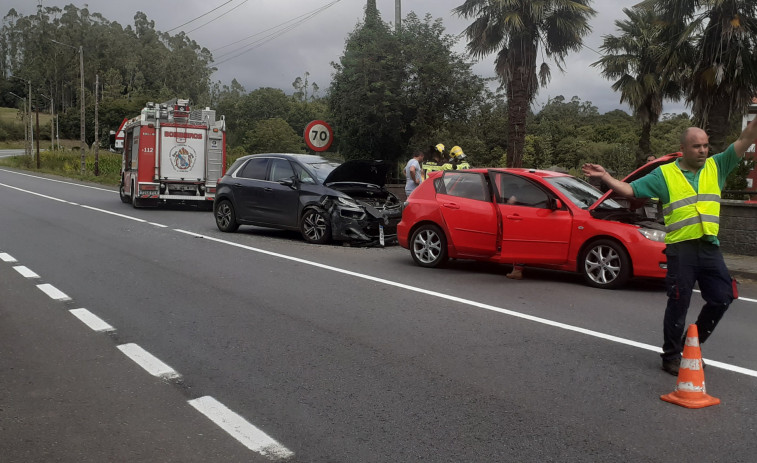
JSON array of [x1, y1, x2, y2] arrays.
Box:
[[70, 308, 115, 332], [148, 222, 168, 228], [189, 396, 294, 460], [1, 174, 755, 379], [13, 265, 40, 278], [36, 283, 71, 301], [0, 181, 73, 203], [0, 168, 116, 193], [693, 288, 757, 303], [117, 343, 181, 380], [0, 252, 17, 262], [174, 229, 757, 379], [80, 205, 147, 223]]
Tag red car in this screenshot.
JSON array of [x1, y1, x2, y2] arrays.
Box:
[[398, 155, 680, 289]]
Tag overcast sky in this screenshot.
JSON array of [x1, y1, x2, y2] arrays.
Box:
[[4, 0, 689, 115]]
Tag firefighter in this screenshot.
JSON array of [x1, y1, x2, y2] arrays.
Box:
[[442, 145, 471, 170], [423, 143, 446, 178]]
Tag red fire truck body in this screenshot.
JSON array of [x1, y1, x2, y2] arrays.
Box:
[[119, 99, 226, 207]]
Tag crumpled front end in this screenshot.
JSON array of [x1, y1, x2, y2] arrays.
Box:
[[328, 194, 403, 246]]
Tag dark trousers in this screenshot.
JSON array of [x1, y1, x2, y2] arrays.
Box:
[[661, 240, 734, 361]]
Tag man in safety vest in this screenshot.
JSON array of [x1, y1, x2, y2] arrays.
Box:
[[442, 145, 471, 170], [581, 117, 757, 376]]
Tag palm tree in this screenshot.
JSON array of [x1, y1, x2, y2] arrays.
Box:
[[455, 0, 596, 168], [591, 6, 683, 165], [643, 0, 757, 151]]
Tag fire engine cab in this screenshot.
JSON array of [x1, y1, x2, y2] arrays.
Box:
[[119, 99, 226, 208]]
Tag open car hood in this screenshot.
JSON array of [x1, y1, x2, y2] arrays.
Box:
[[324, 160, 389, 187], [588, 152, 682, 211]]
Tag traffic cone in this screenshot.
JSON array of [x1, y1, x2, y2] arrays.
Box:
[[660, 324, 720, 408]]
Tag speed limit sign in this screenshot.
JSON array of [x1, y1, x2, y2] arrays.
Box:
[[304, 120, 333, 152]]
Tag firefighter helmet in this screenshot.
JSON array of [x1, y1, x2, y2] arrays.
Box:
[[435, 143, 445, 154], [450, 146, 465, 158]]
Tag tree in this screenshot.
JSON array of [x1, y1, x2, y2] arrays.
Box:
[[329, 1, 404, 161], [643, 0, 757, 151], [244, 118, 306, 154], [592, 6, 682, 165], [455, 0, 596, 168]]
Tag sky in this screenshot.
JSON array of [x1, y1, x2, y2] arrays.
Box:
[[3, 0, 689, 115]]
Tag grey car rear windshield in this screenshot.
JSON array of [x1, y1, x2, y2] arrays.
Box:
[[545, 176, 623, 210]]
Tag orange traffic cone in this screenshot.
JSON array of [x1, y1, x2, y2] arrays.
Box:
[[660, 324, 720, 408]]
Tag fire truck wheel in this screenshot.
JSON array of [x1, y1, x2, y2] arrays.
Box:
[[214, 199, 239, 232], [300, 207, 331, 244], [131, 182, 142, 208], [119, 181, 130, 204]]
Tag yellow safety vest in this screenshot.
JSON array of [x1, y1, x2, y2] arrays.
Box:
[[660, 158, 721, 244]]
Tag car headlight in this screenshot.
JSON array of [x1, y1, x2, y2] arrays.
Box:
[[638, 227, 666, 242], [337, 196, 361, 209]]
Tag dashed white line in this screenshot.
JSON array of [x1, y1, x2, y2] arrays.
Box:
[[13, 265, 40, 278], [0, 252, 17, 262], [189, 396, 294, 460], [117, 343, 181, 380], [70, 308, 115, 332], [36, 283, 71, 301]]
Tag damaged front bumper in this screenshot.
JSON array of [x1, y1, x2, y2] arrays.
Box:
[[330, 203, 402, 246]]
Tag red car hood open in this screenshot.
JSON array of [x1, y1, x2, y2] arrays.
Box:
[[588, 152, 682, 211]]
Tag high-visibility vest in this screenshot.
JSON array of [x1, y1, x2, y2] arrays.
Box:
[[423, 162, 444, 172], [660, 158, 720, 244]]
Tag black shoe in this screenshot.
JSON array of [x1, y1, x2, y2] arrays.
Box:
[[662, 358, 681, 376]]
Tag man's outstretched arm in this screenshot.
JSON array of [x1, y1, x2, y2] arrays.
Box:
[[581, 163, 636, 198]]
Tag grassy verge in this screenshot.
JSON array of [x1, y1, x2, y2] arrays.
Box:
[[0, 149, 122, 187]]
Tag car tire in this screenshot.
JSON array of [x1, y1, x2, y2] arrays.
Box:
[[410, 224, 448, 268], [581, 239, 631, 289], [119, 180, 130, 204], [300, 208, 331, 244], [214, 199, 239, 232]]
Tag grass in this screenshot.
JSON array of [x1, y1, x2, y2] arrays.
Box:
[[0, 148, 122, 187]]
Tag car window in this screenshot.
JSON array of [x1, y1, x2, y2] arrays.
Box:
[[293, 163, 316, 184], [545, 176, 624, 210], [439, 172, 490, 202], [238, 158, 268, 180], [491, 172, 549, 208], [269, 158, 295, 182]]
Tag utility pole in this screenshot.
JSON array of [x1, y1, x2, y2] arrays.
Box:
[[51, 39, 86, 174], [395, 0, 401, 33], [94, 74, 99, 176], [79, 45, 86, 175], [35, 103, 40, 168]]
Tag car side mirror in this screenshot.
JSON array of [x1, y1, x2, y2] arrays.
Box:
[[551, 198, 563, 210], [279, 176, 297, 189]]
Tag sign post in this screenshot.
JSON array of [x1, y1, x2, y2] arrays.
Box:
[[304, 120, 333, 153]]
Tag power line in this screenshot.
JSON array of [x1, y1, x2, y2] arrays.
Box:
[[185, 0, 250, 35], [213, 0, 341, 67], [165, 0, 237, 33]]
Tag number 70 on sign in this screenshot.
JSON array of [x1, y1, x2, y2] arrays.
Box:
[[304, 120, 333, 152]]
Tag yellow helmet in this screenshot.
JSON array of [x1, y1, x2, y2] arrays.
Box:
[[435, 143, 445, 154], [450, 146, 464, 158]]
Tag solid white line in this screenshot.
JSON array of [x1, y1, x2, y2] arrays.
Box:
[[174, 229, 757, 378], [188, 396, 294, 460], [36, 283, 71, 301], [79, 205, 147, 223], [117, 343, 181, 380], [148, 222, 168, 228], [693, 288, 757, 303], [70, 308, 115, 332], [0, 252, 17, 262], [13, 265, 40, 278], [0, 181, 72, 203], [0, 168, 116, 193]]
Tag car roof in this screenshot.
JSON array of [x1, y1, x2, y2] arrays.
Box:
[[239, 153, 332, 163], [437, 167, 572, 179]]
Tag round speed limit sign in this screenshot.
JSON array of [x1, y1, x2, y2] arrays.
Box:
[[304, 120, 333, 152]]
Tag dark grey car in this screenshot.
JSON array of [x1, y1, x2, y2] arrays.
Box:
[[213, 153, 402, 245]]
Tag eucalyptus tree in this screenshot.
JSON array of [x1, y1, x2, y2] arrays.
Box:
[[642, 0, 757, 151], [592, 6, 683, 164], [455, 0, 596, 168]]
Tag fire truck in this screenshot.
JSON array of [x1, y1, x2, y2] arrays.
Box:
[[119, 99, 226, 208]]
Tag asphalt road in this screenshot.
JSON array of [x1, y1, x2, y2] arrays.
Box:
[[1, 167, 756, 462]]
